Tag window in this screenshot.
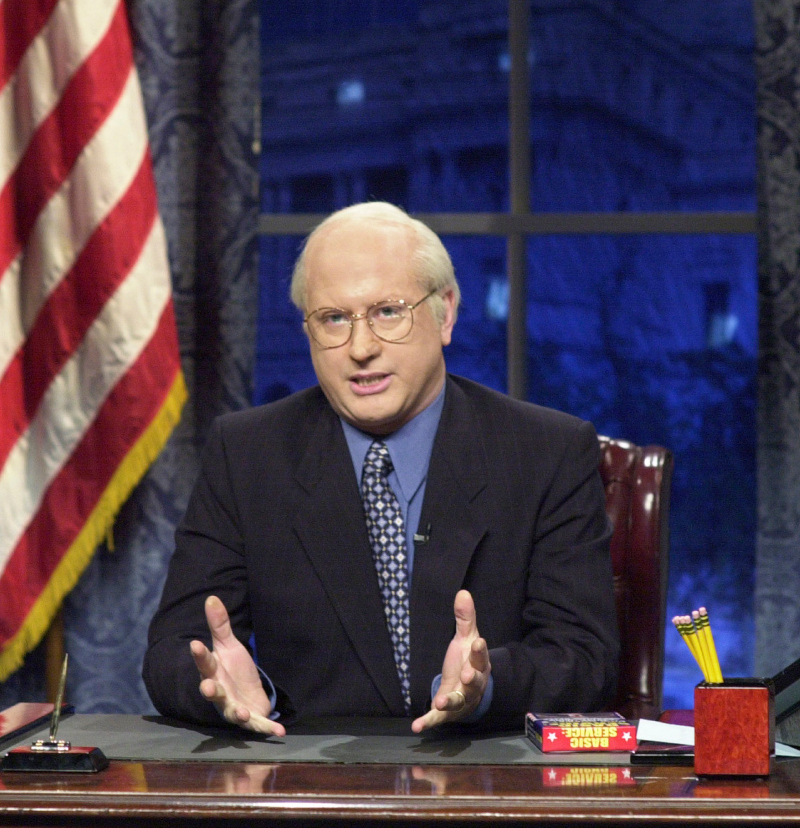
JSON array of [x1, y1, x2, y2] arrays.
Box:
[[258, 0, 756, 707]]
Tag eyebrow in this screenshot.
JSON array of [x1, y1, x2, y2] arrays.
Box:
[[310, 297, 406, 313]]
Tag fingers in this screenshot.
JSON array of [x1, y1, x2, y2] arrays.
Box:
[[436, 678, 482, 714], [190, 639, 216, 678], [198, 675, 286, 737], [240, 711, 286, 738], [224, 704, 286, 737], [411, 685, 476, 731], [471, 635, 489, 664], [412, 592, 490, 734], [411, 707, 448, 733], [464, 637, 490, 681], [204, 595, 235, 646], [220, 698, 285, 737], [411, 682, 481, 733], [453, 589, 477, 639], [440, 689, 468, 712], [411, 690, 468, 733], [411, 766, 448, 795]]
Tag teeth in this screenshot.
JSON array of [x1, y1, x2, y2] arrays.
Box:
[[356, 376, 383, 386]]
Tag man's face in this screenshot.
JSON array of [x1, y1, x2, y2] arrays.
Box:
[[303, 221, 455, 435]]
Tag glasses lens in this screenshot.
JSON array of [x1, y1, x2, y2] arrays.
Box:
[[308, 309, 351, 347], [368, 302, 413, 341]]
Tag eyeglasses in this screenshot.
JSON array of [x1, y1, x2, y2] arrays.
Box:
[[304, 289, 438, 349]]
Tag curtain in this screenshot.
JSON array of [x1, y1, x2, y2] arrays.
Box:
[[0, 0, 260, 712], [755, 0, 800, 675]]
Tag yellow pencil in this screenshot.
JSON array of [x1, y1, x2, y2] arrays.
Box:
[[697, 606, 723, 683], [691, 609, 718, 684], [683, 614, 713, 680], [672, 615, 711, 681]]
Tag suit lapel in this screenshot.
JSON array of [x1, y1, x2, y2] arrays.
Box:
[[292, 407, 405, 713], [410, 378, 489, 704]]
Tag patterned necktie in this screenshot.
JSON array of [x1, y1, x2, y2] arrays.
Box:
[[361, 440, 411, 712]]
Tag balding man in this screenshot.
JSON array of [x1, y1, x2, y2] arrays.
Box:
[[143, 202, 619, 735]]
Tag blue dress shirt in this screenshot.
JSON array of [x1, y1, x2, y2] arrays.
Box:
[[342, 383, 492, 721], [264, 381, 492, 721], [341, 384, 445, 579]]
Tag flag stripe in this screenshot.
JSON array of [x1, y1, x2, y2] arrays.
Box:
[[0, 0, 130, 283], [0, 0, 59, 89], [0, 304, 184, 649], [0, 0, 117, 190], [0, 217, 173, 572], [0, 0, 186, 681], [0, 148, 158, 470], [0, 65, 150, 380]]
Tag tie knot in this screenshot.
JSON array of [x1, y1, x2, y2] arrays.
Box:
[[364, 440, 393, 476]]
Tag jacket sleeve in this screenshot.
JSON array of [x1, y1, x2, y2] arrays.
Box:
[[482, 418, 619, 729], [142, 417, 291, 725]]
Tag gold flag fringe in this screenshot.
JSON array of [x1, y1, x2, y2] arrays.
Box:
[[0, 371, 187, 683]]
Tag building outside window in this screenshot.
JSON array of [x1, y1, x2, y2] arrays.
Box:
[[258, 0, 756, 708]]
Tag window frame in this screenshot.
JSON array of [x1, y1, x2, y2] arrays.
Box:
[[257, 0, 756, 399]]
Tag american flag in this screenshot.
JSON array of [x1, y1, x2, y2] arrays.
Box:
[[0, 0, 186, 681]]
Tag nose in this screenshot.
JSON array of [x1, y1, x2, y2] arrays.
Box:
[[348, 315, 381, 361]]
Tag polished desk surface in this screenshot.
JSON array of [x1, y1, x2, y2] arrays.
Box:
[[2, 711, 800, 826], [3, 759, 800, 826]]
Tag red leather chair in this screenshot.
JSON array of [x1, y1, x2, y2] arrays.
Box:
[[598, 436, 673, 720]]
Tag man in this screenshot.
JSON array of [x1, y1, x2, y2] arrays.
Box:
[[143, 202, 619, 736]]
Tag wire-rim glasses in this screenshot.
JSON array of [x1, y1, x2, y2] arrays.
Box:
[[304, 289, 438, 349]]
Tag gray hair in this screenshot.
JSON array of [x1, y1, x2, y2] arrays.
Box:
[[290, 202, 460, 324]]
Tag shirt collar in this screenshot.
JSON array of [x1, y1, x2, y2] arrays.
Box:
[[341, 383, 446, 502]]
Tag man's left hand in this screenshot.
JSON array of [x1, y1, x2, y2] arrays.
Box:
[[411, 589, 491, 732]]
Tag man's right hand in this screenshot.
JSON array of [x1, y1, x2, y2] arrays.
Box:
[[190, 595, 286, 737]]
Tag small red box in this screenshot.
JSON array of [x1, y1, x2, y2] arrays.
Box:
[[694, 679, 774, 777], [525, 712, 637, 752], [541, 766, 636, 787]]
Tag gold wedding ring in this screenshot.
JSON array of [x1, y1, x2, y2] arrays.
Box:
[[453, 690, 466, 709]]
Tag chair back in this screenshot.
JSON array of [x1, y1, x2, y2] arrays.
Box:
[[598, 436, 673, 720]]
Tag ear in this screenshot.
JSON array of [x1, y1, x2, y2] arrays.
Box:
[[438, 289, 457, 347]]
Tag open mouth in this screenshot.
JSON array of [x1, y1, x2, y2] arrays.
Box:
[[351, 373, 391, 394]]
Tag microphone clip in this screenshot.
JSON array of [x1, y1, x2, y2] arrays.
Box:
[[413, 523, 431, 545]]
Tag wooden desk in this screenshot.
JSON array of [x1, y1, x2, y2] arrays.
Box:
[[2, 759, 800, 826], [2, 709, 800, 826]]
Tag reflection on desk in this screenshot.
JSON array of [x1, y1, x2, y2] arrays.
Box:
[[1, 712, 800, 826], [2, 759, 800, 825]]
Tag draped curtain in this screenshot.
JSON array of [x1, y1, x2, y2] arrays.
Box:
[[0, 0, 260, 711], [755, 0, 800, 675]]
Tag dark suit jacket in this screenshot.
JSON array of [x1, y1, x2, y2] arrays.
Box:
[[143, 375, 619, 730]]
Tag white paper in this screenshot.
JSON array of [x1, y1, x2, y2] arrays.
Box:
[[636, 718, 694, 745], [636, 718, 800, 757]]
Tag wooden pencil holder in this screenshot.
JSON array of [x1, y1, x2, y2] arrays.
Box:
[[693, 679, 775, 777]]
